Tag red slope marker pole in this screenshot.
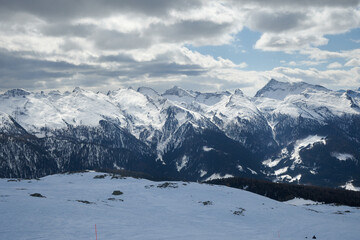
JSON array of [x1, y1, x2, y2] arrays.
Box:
[[95, 224, 97, 240]]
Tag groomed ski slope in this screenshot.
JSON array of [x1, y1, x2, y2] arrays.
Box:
[[1, 172, 359, 240]]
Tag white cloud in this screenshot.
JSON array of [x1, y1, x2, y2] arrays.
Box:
[[284, 60, 327, 67], [301, 48, 360, 61], [238, 62, 248, 68], [254, 33, 328, 52], [345, 58, 360, 67], [246, 6, 360, 51], [327, 62, 343, 69], [247, 10, 306, 33], [1, 1, 358, 56], [0, 0, 359, 95], [351, 38, 360, 43], [268, 66, 360, 90]]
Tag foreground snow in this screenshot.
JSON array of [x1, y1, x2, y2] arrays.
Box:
[[1, 172, 359, 240]]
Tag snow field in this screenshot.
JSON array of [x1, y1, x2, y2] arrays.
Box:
[[1, 172, 360, 240]]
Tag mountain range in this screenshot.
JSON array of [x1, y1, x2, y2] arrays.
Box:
[[1, 79, 359, 190]]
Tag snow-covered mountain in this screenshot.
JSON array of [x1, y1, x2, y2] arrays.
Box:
[[1, 171, 359, 240], [1, 79, 360, 189], [254, 80, 360, 188], [254, 79, 330, 100]]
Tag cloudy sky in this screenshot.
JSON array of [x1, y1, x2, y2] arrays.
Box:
[[0, 0, 359, 95]]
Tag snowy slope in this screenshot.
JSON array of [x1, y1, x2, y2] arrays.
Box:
[[108, 88, 163, 139], [1, 171, 360, 240], [0, 88, 127, 137], [254, 88, 360, 121], [161, 87, 264, 128], [161, 87, 275, 153], [0, 111, 25, 135]]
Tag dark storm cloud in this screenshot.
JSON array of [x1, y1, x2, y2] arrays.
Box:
[[59, 39, 84, 52], [101, 0, 202, 16], [91, 63, 204, 79], [231, 0, 360, 8], [135, 62, 205, 78], [0, 49, 207, 90], [98, 53, 136, 63], [151, 20, 234, 43], [1, 0, 356, 23], [42, 18, 234, 52], [95, 54, 206, 78], [42, 23, 95, 37], [0, 0, 202, 21], [94, 30, 153, 50], [248, 11, 306, 33], [42, 19, 234, 51], [0, 50, 90, 73], [0, 50, 92, 88]]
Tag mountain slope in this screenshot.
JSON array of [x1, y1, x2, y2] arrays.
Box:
[[254, 81, 360, 188]]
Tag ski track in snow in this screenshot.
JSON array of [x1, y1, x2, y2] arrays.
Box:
[[1, 172, 359, 240]]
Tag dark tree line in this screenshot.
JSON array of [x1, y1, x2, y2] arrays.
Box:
[[206, 177, 360, 207]]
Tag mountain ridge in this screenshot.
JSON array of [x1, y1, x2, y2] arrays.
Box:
[[1, 79, 360, 189], [254, 78, 330, 100]]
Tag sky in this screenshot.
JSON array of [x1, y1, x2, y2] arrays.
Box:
[[0, 0, 359, 96]]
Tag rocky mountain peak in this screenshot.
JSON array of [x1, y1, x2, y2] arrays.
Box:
[[255, 79, 329, 100], [4, 88, 31, 97], [137, 87, 160, 98], [162, 86, 194, 98]]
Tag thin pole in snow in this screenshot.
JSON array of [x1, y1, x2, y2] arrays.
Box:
[[95, 224, 97, 240]]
